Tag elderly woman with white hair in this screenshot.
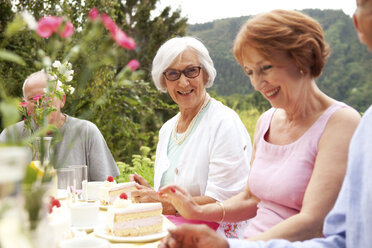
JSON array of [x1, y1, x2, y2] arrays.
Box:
[[130, 36, 252, 238]]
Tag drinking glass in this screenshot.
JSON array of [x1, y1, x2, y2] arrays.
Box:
[[68, 165, 88, 200], [57, 168, 76, 200]]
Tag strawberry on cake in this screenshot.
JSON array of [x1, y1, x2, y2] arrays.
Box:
[[106, 193, 163, 236], [99, 176, 136, 205]]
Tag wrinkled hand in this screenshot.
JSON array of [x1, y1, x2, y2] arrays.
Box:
[[158, 185, 200, 219], [159, 224, 229, 248], [129, 173, 151, 188], [131, 183, 160, 203]]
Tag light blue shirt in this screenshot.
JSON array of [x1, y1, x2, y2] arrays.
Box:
[[160, 102, 211, 187], [228, 104, 372, 248]]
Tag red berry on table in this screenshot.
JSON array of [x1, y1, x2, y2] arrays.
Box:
[[171, 187, 176, 193], [107, 176, 114, 182], [120, 193, 128, 199]]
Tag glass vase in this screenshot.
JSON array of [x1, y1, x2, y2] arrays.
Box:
[[0, 146, 31, 248]]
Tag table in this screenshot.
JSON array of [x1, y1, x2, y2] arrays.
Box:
[[87, 207, 174, 248]]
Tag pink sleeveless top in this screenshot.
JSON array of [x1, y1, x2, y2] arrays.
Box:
[[244, 102, 347, 238]]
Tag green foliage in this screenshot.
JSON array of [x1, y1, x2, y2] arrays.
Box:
[[189, 9, 372, 112], [221, 93, 267, 139], [0, 0, 187, 162], [115, 146, 155, 186], [236, 108, 262, 139]]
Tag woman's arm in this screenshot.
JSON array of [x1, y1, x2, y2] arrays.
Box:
[[158, 114, 263, 221], [249, 107, 361, 242], [159, 183, 259, 222]]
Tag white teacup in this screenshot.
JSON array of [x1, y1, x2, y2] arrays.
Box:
[[60, 237, 110, 248], [82, 181, 104, 201], [70, 202, 99, 227]]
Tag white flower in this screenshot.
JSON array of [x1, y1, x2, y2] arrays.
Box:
[[56, 80, 63, 91], [20, 10, 37, 30], [42, 88, 47, 93], [66, 75, 73, 82], [52, 60, 61, 68], [69, 86, 75, 94]]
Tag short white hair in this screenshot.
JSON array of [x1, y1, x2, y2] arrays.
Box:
[[151, 36, 217, 93], [22, 70, 56, 97]]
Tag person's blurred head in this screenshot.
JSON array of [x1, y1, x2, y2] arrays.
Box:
[[233, 9, 330, 79], [151, 36, 216, 93], [353, 0, 372, 52], [23, 70, 66, 125]]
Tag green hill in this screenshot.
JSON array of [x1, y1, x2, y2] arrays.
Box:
[[188, 9, 372, 113]]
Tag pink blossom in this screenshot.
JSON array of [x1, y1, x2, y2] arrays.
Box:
[[32, 94, 43, 101], [36, 16, 62, 38], [101, 14, 117, 33], [36, 16, 74, 38], [118, 35, 136, 50], [60, 22, 74, 38], [19, 101, 28, 107], [127, 59, 140, 71], [101, 13, 136, 50], [89, 8, 99, 20]]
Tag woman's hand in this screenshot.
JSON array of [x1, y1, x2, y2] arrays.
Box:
[[131, 183, 160, 203], [158, 184, 202, 219], [129, 173, 151, 188], [159, 224, 229, 248]]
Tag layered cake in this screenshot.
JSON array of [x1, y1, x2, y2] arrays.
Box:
[[107, 194, 163, 236], [47, 198, 72, 245], [100, 176, 136, 205]]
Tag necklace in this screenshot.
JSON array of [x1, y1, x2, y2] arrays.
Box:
[[173, 93, 211, 145]]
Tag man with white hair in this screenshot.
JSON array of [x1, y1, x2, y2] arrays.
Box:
[[0, 71, 119, 181]]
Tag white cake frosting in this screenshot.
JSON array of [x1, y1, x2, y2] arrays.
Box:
[[106, 202, 163, 236], [99, 181, 136, 205], [48, 207, 72, 244], [108, 202, 162, 214], [70, 202, 99, 227]]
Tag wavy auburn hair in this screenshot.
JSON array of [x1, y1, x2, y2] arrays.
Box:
[[234, 9, 330, 78]]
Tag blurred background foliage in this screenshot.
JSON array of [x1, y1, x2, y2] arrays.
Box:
[[1, 1, 370, 170], [0, 0, 185, 164]]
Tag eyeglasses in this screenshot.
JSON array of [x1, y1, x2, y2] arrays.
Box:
[[163, 66, 202, 81]]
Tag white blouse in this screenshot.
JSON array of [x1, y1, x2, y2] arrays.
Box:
[[154, 98, 251, 202]]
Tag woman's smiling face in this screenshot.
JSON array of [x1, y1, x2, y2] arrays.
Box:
[[164, 50, 207, 113], [242, 47, 304, 109]]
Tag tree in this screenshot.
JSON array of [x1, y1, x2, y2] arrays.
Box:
[[1, 0, 188, 162]]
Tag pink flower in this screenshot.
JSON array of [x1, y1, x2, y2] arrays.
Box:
[[36, 16, 62, 38], [101, 14, 117, 33], [36, 16, 74, 38], [127, 59, 140, 71], [101, 13, 136, 50], [60, 22, 74, 38], [89, 8, 99, 20], [19, 101, 28, 107], [118, 35, 136, 50], [32, 94, 43, 101]]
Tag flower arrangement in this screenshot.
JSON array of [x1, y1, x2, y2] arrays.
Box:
[[0, 6, 141, 247]]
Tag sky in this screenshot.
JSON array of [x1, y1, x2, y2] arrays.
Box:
[[155, 0, 356, 24]]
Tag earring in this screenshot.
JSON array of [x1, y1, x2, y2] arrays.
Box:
[[300, 69, 304, 75]]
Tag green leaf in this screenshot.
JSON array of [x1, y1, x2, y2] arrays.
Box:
[[4, 14, 26, 38], [0, 50, 26, 66], [0, 100, 21, 128]]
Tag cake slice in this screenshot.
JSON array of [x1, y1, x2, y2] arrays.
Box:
[[107, 196, 163, 236], [99, 177, 136, 205]]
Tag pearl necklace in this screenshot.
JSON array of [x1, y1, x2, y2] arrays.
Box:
[[173, 94, 211, 145]]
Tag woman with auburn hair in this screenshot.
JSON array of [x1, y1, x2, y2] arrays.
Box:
[[158, 9, 361, 244]]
